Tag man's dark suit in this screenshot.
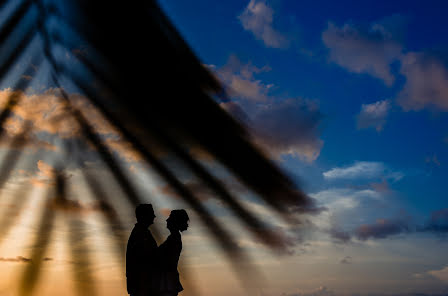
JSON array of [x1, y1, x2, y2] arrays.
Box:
[[126, 222, 158, 296]]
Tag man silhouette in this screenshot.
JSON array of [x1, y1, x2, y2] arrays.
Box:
[[126, 204, 158, 296]]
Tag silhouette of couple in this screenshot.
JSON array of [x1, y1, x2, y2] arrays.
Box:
[[126, 204, 189, 296]]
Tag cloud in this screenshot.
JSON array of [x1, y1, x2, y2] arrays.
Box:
[[323, 161, 382, 180], [329, 227, 352, 244], [0, 88, 144, 165], [322, 21, 402, 85], [340, 255, 353, 264], [0, 256, 32, 263], [310, 187, 387, 240], [238, 0, 288, 48], [421, 208, 448, 233], [323, 161, 403, 181], [354, 218, 410, 240], [397, 52, 448, 111], [0, 89, 80, 138], [218, 55, 272, 102], [427, 265, 448, 283], [104, 138, 143, 163], [250, 99, 323, 162], [0, 88, 113, 138], [29, 160, 58, 187], [326, 207, 448, 242], [234, 198, 323, 254], [37, 160, 56, 179], [356, 99, 391, 131], [29, 160, 72, 188], [218, 56, 324, 161], [0, 132, 57, 151], [311, 188, 364, 212]]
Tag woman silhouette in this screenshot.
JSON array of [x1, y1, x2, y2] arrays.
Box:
[[158, 209, 189, 296]]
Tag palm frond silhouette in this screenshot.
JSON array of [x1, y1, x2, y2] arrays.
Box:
[[0, 0, 313, 295]]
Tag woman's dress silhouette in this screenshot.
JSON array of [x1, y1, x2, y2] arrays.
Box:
[[158, 210, 189, 296]]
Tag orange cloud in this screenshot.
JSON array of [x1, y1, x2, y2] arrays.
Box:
[[0, 88, 142, 164], [29, 160, 58, 187]]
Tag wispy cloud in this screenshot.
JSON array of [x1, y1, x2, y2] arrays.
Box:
[[322, 20, 402, 85], [311, 188, 364, 211], [238, 0, 288, 48], [323, 161, 402, 181], [356, 100, 391, 132]]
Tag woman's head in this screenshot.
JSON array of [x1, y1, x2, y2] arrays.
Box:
[[167, 209, 189, 232]]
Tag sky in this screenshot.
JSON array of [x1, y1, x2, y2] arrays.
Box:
[[1, 0, 448, 296]]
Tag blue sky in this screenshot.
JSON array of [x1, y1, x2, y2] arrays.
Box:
[[158, 0, 448, 215], [154, 0, 448, 294]]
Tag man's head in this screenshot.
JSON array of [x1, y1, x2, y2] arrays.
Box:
[[135, 204, 156, 226]]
